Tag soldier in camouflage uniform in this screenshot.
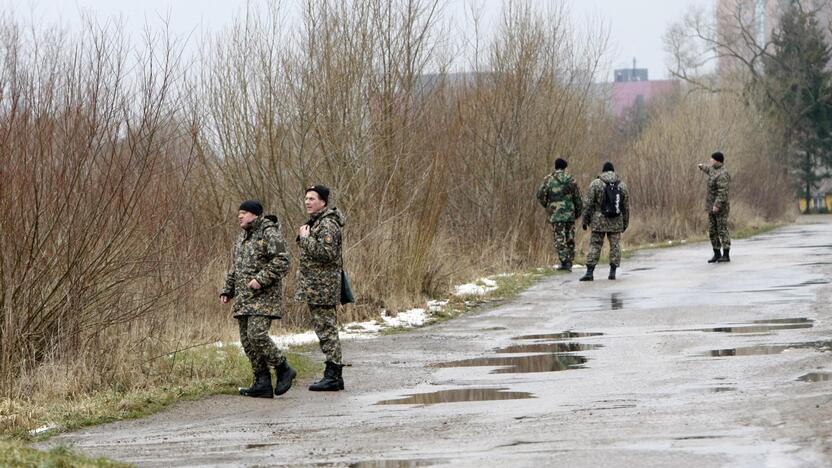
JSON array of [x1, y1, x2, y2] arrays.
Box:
[[295, 185, 347, 392], [580, 162, 630, 281], [698, 152, 731, 263], [536, 158, 583, 271], [220, 200, 296, 399]]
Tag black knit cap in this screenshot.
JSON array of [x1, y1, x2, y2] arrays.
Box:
[[711, 152, 724, 163], [305, 185, 330, 205], [602, 161, 615, 172], [555, 158, 568, 170], [239, 200, 263, 216]]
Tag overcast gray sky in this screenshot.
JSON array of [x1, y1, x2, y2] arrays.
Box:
[[6, 0, 714, 81]]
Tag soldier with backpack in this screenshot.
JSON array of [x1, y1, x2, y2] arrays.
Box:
[[536, 157, 583, 272], [580, 162, 630, 281]]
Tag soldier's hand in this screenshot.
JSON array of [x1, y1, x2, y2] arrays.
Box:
[[220, 295, 229, 304], [248, 279, 262, 290], [712, 205, 720, 214], [298, 225, 310, 238]]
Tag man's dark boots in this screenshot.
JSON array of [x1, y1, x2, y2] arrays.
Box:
[[608, 265, 617, 280], [579, 265, 595, 282], [717, 248, 731, 263], [708, 249, 721, 263], [557, 261, 572, 272], [239, 372, 273, 398], [308, 361, 345, 391], [274, 360, 297, 396]]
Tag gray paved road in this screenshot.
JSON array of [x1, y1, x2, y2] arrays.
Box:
[[42, 217, 832, 467]]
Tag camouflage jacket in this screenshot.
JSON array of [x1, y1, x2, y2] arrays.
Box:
[[536, 170, 583, 224], [582, 171, 630, 233], [220, 215, 291, 319], [699, 163, 730, 214], [294, 207, 345, 306]]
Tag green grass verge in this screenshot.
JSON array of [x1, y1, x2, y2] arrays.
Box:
[[0, 439, 130, 467]]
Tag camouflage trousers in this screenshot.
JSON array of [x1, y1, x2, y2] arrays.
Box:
[[552, 222, 576, 264], [237, 315, 286, 375], [311, 305, 342, 364], [586, 231, 622, 267], [708, 213, 731, 250]]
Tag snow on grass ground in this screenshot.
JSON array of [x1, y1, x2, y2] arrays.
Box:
[[263, 275, 518, 349]]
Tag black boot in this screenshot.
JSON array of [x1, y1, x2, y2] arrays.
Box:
[[309, 361, 344, 391], [274, 360, 297, 396], [556, 261, 572, 272], [608, 265, 617, 280], [579, 265, 595, 282], [239, 372, 273, 398], [717, 248, 730, 263], [707, 249, 721, 263]]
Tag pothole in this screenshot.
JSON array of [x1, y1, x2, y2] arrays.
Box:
[[798, 372, 832, 382], [708, 340, 832, 357], [512, 331, 603, 340], [666, 318, 813, 334], [431, 353, 587, 373], [494, 342, 602, 353], [376, 387, 534, 405]]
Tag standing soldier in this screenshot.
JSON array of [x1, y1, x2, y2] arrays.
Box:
[[580, 162, 630, 281], [698, 152, 731, 263], [220, 200, 296, 398], [536, 157, 583, 272], [296, 185, 347, 391]]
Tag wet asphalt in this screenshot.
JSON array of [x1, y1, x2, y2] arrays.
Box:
[[41, 216, 832, 467]]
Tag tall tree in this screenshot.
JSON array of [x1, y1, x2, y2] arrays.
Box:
[[764, 1, 832, 210]]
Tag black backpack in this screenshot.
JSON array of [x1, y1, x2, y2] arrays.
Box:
[[601, 181, 622, 217]]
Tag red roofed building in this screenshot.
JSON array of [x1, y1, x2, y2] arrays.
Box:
[[610, 64, 679, 117]]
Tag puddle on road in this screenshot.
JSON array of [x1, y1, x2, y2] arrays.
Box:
[[431, 353, 587, 373], [611, 293, 624, 310], [348, 460, 440, 467], [708, 340, 832, 357], [376, 387, 534, 405], [667, 318, 814, 334], [512, 331, 603, 341], [495, 342, 602, 353], [798, 372, 832, 382]]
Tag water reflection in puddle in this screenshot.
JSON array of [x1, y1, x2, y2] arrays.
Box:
[[708, 340, 832, 356], [431, 353, 587, 373], [495, 342, 602, 353], [798, 372, 832, 382], [667, 318, 813, 334], [513, 331, 603, 340], [611, 293, 624, 310], [376, 387, 534, 405]]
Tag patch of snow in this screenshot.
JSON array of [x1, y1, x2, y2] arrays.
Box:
[[681, 240, 687, 244], [479, 278, 497, 287], [380, 308, 428, 328], [667, 240, 673, 245], [272, 331, 319, 348], [427, 300, 448, 312], [29, 423, 58, 436], [454, 281, 498, 296]]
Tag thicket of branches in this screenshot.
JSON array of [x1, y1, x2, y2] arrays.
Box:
[[0, 0, 796, 407]]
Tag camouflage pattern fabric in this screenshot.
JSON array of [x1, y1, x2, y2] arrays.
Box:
[[294, 207, 346, 306], [586, 231, 622, 267], [708, 213, 731, 250], [238, 315, 287, 374], [537, 170, 583, 224], [310, 305, 342, 364], [582, 171, 630, 233], [221, 215, 290, 319], [552, 222, 576, 264], [699, 163, 731, 215]]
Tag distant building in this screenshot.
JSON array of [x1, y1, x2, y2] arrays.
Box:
[[610, 62, 679, 117]]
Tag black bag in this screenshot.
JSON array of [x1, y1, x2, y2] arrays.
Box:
[[601, 181, 622, 217], [340, 270, 355, 305]]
